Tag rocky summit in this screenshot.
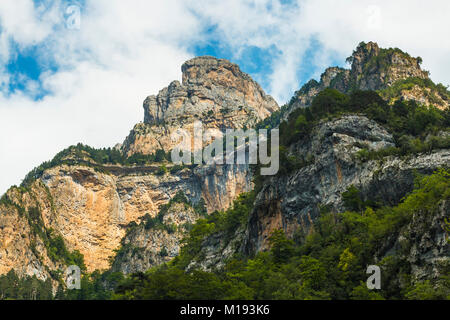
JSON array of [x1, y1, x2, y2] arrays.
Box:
[[121, 56, 279, 157], [283, 41, 448, 121], [0, 55, 276, 277], [0, 42, 449, 300]]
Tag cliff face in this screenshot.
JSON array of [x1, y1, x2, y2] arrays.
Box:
[[0, 182, 63, 281], [111, 201, 200, 274], [122, 56, 279, 156], [376, 200, 449, 282], [284, 41, 448, 121], [0, 56, 271, 279], [0, 160, 251, 277], [187, 114, 449, 277], [348, 41, 429, 90], [244, 115, 449, 254], [0, 43, 448, 287]]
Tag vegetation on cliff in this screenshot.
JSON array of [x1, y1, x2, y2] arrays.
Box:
[[281, 89, 449, 148], [379, 77, 450, 104], [107, 169, 449, 300], [21, 143, 171, 187], [2, 169, 448, 300], [276, 89, 449, 174]]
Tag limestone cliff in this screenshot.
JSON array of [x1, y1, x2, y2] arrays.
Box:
[[110, 201, 201, 274], [244, 115, 449, 253], [0, 155, 252, 278], [0, 56, 274, 280], [0, 182, 64, 281], [284, 41, 449, 120], [122, 56, 279, 156], [184, 114, 448, 275]]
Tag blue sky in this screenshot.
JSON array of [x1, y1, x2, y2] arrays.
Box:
[[2, 0, 343, 105], [1, 0, 450, 195]]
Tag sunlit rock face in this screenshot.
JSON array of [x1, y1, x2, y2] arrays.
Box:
[[0, 159, 252, 276], [0, 55, 277, 278], [122, 56, 279, 156]]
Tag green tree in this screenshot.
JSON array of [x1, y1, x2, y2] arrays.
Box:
[[268, 229, 294, 264], [342, 185, 363, 211]]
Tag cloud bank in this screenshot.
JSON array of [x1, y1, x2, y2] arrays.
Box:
[[0, 0, 449, 195]]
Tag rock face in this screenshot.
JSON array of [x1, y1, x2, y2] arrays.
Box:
[[243, 115, 450, 254], [185, 115, 449, 274], [348, 41, 429, 90], [0, 182, 64, 281], [377, 200, 449, 282], [0, 160, 251, 276], [111, 202, 201, 274], [284, 41, 447, 121], [122, 56, 279, 156], [1, 56, 275, 279]]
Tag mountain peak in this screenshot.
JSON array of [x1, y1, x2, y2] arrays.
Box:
[[121, 56, 279, 156], [283, 41, 447, 120], [347, 41, 429, 90], [181, 55, 253, 88]]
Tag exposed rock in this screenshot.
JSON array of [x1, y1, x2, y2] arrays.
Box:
[[284, 41, 447, 121], [0, 182, 66, 281], [122, 56, 279, 156], [243, 115, 450, 254], [283, 67, 349, 121], [349, 41, 428, 90], [378, 200, 449, 282], [0, 160, 251, 274], [111, 202, 201, 274], [186, 226, 247, 272]]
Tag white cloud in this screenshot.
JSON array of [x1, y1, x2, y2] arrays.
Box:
[[0, 0, 55, 46], [0, 0, 199, 195], [1, 0, 450, 195], [187, 0, 450, 100]]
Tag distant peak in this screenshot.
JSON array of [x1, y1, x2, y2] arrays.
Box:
[[182, 55, 233, 67], [181, 56, 250, 87], [356, 41, 380, 52]]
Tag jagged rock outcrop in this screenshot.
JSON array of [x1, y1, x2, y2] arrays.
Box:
[[0, 159, 251, 275], [111, 202, 201, 274], [122, 56, 279, 156], [185, 224, 248, 272], [243, 115, 449, 254], [348, 41, 429, 90], [377, 200, 449, 282], [1, 45, 448, 287], [284, 41, 448, 121], [1, 56, 275, 279]]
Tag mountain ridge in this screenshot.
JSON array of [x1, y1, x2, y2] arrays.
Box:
[[0, 41, 449, 299], [282, 41, 449, 122]]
